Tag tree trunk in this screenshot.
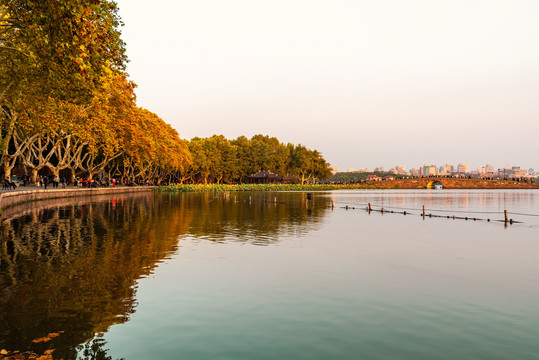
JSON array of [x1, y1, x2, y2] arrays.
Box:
[[3, 163, 11, 178], [31, 168, 38, 183]]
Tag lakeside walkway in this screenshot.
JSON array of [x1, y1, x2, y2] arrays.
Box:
[[0, 184, 155, 210]]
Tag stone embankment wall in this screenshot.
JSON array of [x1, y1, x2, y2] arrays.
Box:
[[0, 187, 155, 211], [367, 178, 539, 189]]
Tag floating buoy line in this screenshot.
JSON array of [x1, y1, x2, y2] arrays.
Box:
[[227, 193, 538, 227], [336, 201, 527, 227]]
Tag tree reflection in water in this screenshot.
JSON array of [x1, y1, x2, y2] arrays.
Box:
[[0, 191, 330, 359]]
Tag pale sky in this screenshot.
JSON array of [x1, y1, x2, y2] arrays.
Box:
[[116, 0, 539, 171]]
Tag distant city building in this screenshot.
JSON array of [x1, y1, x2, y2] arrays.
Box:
[[344, 163, 534, 178], [331, 166, 339, 175], [513, 168, 528, 177], [438, 164, 454, 175], [422, 165, 437, 176], [498, 167, 515, 177]]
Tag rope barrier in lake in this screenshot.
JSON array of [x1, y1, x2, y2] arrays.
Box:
[[335, 201, 527, 226], [222, 192, 537, 226]]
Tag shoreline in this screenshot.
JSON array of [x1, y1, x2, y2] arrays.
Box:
[[1, 180, 537, 214], [157, 181, 539, 193], [0, 186, 155, 213]]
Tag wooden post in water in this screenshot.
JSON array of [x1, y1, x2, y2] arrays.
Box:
[[368, 203, 372, 212], [331, 200, 334, 209], [504, 210, 508, 222], [422, 205, 425, 219]]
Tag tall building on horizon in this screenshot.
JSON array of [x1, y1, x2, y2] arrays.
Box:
[[422, 165, 437, 176], [457, 163, 469, 173], [439, 164, 454, 175]]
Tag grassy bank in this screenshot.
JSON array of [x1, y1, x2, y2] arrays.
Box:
[[156, 184, 390, 192]]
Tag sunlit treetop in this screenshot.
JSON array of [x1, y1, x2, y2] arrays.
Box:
[[0, 0, 127, 103]]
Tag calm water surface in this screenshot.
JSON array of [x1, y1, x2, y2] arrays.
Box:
[[1, 190, 539, 359]]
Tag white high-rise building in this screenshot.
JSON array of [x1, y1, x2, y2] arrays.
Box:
[[438, 164, 454, 175]]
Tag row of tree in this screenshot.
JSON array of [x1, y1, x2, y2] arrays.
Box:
[[185, 135, 332, 184], [0, 1, 331, 185], [0, 0, 191, 184]]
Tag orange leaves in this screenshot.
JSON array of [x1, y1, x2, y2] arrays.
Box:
[[1, 0, 127, 105], [0, 333, 61, 359], [31, 331, 64, 344], [1, 1, 190, 181], [0, 351, 54, 360]]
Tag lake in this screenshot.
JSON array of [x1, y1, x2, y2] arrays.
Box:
[[1, 190, 538, 359]]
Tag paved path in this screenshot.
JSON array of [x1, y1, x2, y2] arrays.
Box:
[[0, 185, 155, 209], [0, 184, 134, 194]]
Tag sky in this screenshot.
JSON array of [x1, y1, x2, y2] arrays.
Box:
[[115, 0, 539, 172]]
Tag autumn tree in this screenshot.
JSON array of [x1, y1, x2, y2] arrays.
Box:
[[0, 0, 127, 178]]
